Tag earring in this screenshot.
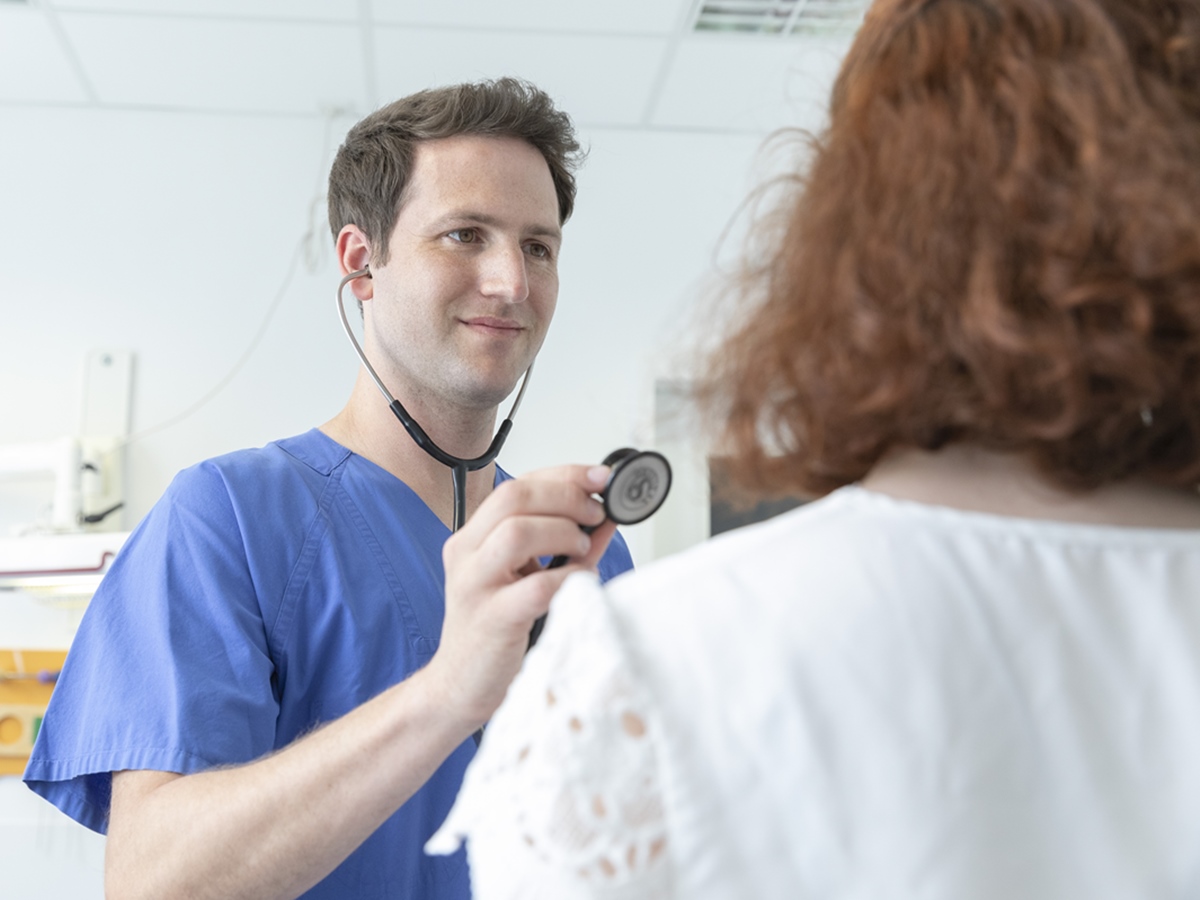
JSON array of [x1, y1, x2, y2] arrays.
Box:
[[1140, 405, 1154, 427]]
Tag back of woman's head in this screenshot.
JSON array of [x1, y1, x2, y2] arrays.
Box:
[[703, 0, 1200, 497]]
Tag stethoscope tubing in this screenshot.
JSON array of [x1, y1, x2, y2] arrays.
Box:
[[337, 268, 672, 748], [337, 267, 534, 530]]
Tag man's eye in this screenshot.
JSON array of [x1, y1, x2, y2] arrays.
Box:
[[525, 243, 550, 259], [448, 228, 478, 244]]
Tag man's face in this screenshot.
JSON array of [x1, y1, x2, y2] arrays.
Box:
[[363, 134, 561, 415]]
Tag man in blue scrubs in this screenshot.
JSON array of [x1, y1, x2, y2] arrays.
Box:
[[24, 78, 634, 899]]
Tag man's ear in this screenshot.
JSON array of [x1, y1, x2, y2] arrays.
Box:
[[336, 225, 374, 302]]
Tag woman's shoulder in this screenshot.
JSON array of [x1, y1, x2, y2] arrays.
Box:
[[606, 486, 882, 599]]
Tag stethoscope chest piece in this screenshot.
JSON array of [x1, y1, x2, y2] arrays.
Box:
[[599, 448, 672, 525]]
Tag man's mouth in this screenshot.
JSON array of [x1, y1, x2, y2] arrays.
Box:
[[461, 316, 524, 335]]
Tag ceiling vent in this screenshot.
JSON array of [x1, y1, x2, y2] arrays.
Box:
[[693, 0, 869, 36]]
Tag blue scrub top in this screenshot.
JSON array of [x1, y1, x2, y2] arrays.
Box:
[[24, 429, 634, 899]]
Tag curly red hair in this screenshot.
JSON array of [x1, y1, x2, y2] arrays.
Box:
[[700, 0, 1200, 497]]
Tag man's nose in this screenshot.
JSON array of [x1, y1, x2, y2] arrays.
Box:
[[479, 242, 530, 304]]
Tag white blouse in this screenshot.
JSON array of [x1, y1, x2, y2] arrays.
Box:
[[428, 486, 1200, 899]]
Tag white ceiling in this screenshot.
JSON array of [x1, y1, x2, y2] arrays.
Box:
[[0, 0, 859, 134]]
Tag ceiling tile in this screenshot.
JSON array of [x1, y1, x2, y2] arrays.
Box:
[[57, 13, 368, 113], [0, 8, 89, 103], [370, 0, 691, 35], [651, 33, 851, 133], [372, 28, 668, 128], [51, 0, 359, 22]]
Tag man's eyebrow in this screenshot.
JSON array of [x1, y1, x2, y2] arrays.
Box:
[[432, 211, 562, 242]]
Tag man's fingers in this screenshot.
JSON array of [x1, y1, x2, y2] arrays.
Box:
[[516, 463, 611, 489], [445, 467, 611, 579], [473, 514, 593, 576], [432, 462, 619, 728], [453, 509, 618, 591], [579, 518, 619, 569], [457, 466, 609, 544]]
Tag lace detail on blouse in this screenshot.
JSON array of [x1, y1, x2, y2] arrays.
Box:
[[427, 573, 670, 899]]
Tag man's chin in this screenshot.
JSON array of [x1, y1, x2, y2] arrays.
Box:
[[459, 369, 534, 413]]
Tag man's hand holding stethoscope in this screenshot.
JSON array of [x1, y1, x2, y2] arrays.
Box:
[[429, 451, 671, 741], [432, 464, 619, 736]]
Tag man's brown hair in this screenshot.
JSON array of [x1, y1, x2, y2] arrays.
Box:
[[328, 77, 584, 265]]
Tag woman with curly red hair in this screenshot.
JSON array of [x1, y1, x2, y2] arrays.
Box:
[[430, 1, 1200, 897]]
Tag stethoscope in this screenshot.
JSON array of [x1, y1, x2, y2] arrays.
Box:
[[336, 265, 673, 620], [338, 266, 673, 745]]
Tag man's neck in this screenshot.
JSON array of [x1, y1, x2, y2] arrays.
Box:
[[321, 370, 502, 528]]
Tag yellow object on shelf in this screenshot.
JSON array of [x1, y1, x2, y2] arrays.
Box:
[[0, 649, 67, 776]]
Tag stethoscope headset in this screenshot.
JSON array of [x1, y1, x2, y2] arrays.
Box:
[[336, 267, 672, 648]]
